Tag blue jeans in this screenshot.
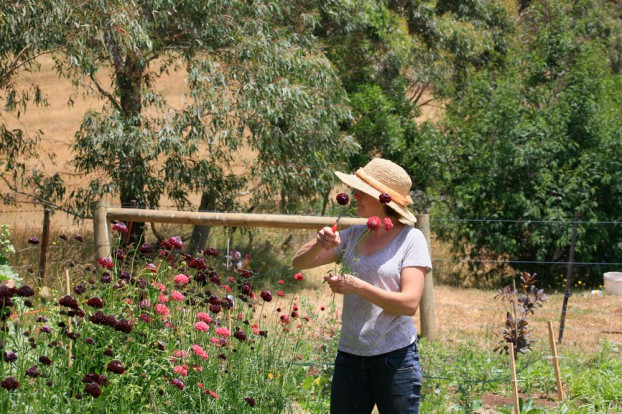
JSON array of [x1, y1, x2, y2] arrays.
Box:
[[330, 342, 422, 414]]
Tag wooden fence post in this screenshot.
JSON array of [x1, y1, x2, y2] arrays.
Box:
[[92, 201, 111, 259], [38, 208, 52, 284], [417, 214, 436, 339]]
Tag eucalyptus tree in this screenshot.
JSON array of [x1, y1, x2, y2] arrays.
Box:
[[422, 0, 622, 285], [0, 1, 69, 208], [37, 0, 357, 244]]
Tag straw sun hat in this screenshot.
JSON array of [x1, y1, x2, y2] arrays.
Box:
[[334, 158, 417, 224]]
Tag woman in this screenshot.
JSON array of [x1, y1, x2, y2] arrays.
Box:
[[292, 158, 431, 414]]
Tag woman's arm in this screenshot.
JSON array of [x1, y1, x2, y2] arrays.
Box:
[[323, 266, 426, 316], [291, 226, 340, 270]]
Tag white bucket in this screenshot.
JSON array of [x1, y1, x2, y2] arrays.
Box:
[[603, 272, 622, 295]]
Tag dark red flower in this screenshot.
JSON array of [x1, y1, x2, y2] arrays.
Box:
[[58, 295, 80, 309], [97, 257, 114, 269], [1, 376, 18, 390], [25, 365, 40, 378], [260, 291, 272, 302], [188, 258, 206, 270], [233, 330, 247, 341], [138, 243, 154, 254], [38, 356, 52, 366], [87, 297, 104, 309], [114, 319, 132, 334], [244, 397, 256, 407], [4, 351, 17, 362], [73, 283, 87, 295], [107, 360, 125, 374], [74, 235, 84, 242], [366, 216, 382, 231], [336, 193, 350, 205], [203, 248, 219, 257], [27, 237, 40, 245], [378, 193, 392, 204], [16, 285, 35, 297], [85, 383, 102, 398]]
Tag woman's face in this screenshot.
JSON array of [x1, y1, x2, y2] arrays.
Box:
[[353, 190, 383, 218]]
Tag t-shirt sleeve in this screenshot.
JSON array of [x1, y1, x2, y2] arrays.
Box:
[[401, 228, 432, 272]]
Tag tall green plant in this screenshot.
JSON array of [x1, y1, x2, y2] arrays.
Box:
[[422, 0, 622, 285]]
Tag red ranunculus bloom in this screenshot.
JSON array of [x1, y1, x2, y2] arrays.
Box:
[[366, 216, 382, 231]]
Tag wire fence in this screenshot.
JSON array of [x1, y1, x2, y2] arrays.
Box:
[[4, 207, 622, 274]]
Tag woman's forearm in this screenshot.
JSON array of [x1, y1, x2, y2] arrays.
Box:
[[291, 240, 324, 270]]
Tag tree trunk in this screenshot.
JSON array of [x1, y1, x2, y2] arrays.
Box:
[[116, 52, 146, 246], [188, 191, 217, 254]]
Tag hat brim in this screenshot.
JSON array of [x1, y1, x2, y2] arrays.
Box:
[[334, 171, 417, 224]]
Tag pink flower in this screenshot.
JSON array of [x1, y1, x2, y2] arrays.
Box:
[[366, 216, 382, 231], [294, 272, 304, 281], [173, 364, 188, 376], [383, 217, 394, 231], [278, 280, 284, 285], [215, 327, 230, 338], [205, 389, 219, 399], [192, 344, 208, 359], [171, 291, 185, 301], [192, 364, 203, 372], [252, 324, 261, 335], [223, 285, 231, 294], [145, 263, 158, 273], [152, 282, 166, 292], [158, 294, 169, 303], [170, 378, 185, 389], [196, 312, 212, 323], [277, 291, 284, 297], [155, 304, 170, 316], [194, 322, 210, 332], [112, 222, 129, 234], [174, 350, 189, 358], [173, 274, 190, 285]]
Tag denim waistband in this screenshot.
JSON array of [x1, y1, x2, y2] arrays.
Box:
[[338, 341, 417, 360]]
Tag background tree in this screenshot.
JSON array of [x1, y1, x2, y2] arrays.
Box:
[[33, 0, 358, 246], [421, 0, 622, 286], [0, 1, 68, 209]]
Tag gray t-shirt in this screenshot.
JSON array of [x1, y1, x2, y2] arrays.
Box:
[[336, 224, 432, 356]]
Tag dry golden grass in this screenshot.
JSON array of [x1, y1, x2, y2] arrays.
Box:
[[299, 264, 622, 356]]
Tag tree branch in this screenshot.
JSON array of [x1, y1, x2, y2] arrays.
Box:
[[89, 72, 122, 111]]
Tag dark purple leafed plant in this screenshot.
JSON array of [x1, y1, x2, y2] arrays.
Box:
[[494, 272, 548, 357]]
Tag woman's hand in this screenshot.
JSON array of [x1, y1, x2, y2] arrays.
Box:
[[316, 226, 341, 250], [292, 227, 340, 270], [323, 273, 359, 295]]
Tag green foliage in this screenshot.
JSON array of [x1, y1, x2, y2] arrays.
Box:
[[0, 1, 68, 210], [0, 231, 338, 413], [0, 225, 19, 282], [422, 0, 622, 285]]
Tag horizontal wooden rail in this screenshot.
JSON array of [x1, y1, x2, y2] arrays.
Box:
[[106, 207, 367, 230], [92, 201, 436, 339]]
